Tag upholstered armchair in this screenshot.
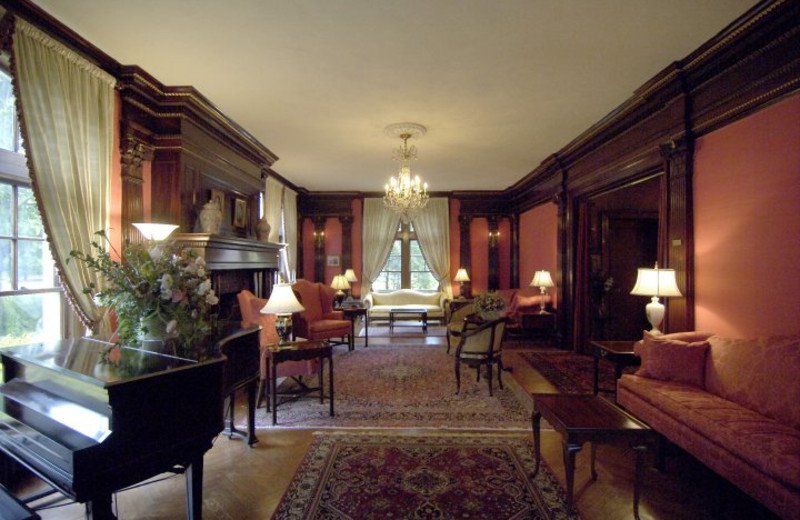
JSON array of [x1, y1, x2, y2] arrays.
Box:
[[291, 279, 351, 346], [445, 300, 474, 354], [454, 316, 508, 396], [237, 289, 319, 407]]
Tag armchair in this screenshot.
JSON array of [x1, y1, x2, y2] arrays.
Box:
[[291, 279, 351, 346], [237, 290, 319, 407], [454, 316, 508, 396], [445, 300, 474, 354]]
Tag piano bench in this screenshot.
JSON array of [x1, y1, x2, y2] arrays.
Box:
[[0, 484, 39, 520]]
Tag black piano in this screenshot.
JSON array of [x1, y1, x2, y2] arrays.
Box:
[[0, 338, 226, 519]]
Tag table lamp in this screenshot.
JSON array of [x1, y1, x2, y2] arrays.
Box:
[[453, 268, 470, 298], [530, 270, 555, 314], [630, 263, 682, 335], [261, 283, 305, 345], [330, 274, 350, 309], [344, 268, 358, 300]]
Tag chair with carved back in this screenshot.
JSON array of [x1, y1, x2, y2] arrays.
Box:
[[454, 315, 508, 396]]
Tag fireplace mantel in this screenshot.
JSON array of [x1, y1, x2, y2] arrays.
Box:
[[172, 233, 281, 271]]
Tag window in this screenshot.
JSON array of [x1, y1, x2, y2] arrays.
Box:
[[0, 69, 62, 347], [374, 222, 437, 291]]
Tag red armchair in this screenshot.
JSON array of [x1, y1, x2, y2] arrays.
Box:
[[237, 289, 319, 407], [291, 279, 351, 346]]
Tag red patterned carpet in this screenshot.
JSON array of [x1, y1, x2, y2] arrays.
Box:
[[272, 431, 582, 520], [518, 350, 630, 394]]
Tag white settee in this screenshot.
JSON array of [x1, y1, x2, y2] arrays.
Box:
[[363, 290, 447, 322]]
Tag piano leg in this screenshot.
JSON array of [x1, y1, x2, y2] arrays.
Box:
[[85, 494, 115, 520], [185, 457, 203, 520]]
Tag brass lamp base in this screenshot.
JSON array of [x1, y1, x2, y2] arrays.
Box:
[[274, 314, 293, 345]]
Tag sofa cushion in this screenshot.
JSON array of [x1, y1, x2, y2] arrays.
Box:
[[618, 375, 800, 490], [705, 335, 800, 430], [636, 333, 710, 387]]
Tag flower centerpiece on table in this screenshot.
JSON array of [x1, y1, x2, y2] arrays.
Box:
[[472, 292, 507, 320], [69, 230, 219, 360]]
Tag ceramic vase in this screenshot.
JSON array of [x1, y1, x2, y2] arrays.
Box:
[[256, 218, 271, 241], [199, 200, 222, 234]]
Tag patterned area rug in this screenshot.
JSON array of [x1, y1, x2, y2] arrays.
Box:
[[518, 350, 633, 394], [360, 324, 446, 337], [272, 431, 581, 520], [250, 345, 532, 430]]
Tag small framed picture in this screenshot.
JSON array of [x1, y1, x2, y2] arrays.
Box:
[[233, 198, 247, 228], [209, 188, 225, 212], [326, 255, 340, 267]]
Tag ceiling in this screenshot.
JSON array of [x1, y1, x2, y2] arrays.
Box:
[[31, 0, 756, 193]]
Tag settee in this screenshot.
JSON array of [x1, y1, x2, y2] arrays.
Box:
[[617, 331, 800, 519], [363, 290, 447, 323], [494, 288, 553, 330]]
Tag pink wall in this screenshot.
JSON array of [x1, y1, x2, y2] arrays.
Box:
[[519, 202, 559, 307], [694, 94, 800, 337], [470, 218, 490, 294], [302, 219, 315, 281]]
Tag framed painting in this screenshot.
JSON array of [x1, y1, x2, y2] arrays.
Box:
[[326, 255, 340, 267], [233, 198, 247, 228]]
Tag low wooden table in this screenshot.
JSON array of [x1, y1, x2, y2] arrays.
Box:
[[590, 340, 639, 394], [389, 308, 428, 332], [531, 394, 654, 519], [341, 305, 368, 349], [264, 340, 334, 426]]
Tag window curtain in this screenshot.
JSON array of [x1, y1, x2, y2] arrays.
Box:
[[283, 187, 298, 282], [362, 198, 400, 294], [265, 176, 284, 243], [412, 198, 452, 298], [11, 18, 115, 337]]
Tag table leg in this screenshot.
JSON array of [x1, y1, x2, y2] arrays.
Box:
[[185, 456, 203, 520], [562, 442, 582, 508], [590, 442, 598, 480], [593, 355, 600, 395], [364, 313, 369, 347], [531, 410, 542, 477], [318, 352, 324, 404], [246, 383, 258, 447], [349, 318, 355, 351], [633, 444, 647, 520], [271, 357, 278, 426], [422, 312, 428, 332], [328, 354, 335, 417]]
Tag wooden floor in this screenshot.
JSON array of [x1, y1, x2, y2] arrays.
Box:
[[12, 332, 781, 519]]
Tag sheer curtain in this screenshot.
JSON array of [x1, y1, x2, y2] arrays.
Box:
[[265, 176, 284, 243], [12, 18, 115, 336], [283, 187, 298, 282], [362, 198, 400, 294], [413, 198, 452, 298]]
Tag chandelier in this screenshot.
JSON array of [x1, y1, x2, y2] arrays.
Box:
[[383, 122, 429, 223]]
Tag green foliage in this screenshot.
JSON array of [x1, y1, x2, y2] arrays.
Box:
[[69, 230, 219, 359]]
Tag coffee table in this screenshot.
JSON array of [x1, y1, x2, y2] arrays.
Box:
[[590, 340, 639, 394], [531, 393, 654, 519], [389, 308, 428, 332]]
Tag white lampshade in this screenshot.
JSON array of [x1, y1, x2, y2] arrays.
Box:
[[454, 268, 470, 283], [331, 274, 351, 291], [344, 269, 358, 283], [261, 284, 305, 314], [133, 222, 178, 241], [630, 267, 682, 297], [530, 270, 555, 289]]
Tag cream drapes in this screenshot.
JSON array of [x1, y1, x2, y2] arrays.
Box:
[[412, 198, 452, 298], [265, 176, 284, 243], [362, 198, 400, 294], [12, 19, 115, 336], [283, 187, 298, 281]]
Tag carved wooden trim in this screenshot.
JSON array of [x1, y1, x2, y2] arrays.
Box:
[[340, 215, 353, 270], [458, 215, 472, 298], [313, 217, 326, 283]]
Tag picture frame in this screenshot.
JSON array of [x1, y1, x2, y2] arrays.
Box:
[[209, 188, 225, 212], [326, 255, 340, 267], [233, 198, 247, 228]]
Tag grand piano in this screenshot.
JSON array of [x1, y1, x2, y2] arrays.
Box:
[[0, 338, 226, 519]]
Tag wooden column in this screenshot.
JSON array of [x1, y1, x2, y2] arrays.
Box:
[[313, 217, 326, 283], [120, 135, 153, 244], [340, 215, 353, 270], [458, 215, 472, 298], [488, 216, 500, 291], [510, 214, 519, 288]]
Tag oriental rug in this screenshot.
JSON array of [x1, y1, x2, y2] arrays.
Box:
[[360, 324, 446, 337], [272, 431, 581, 520], [518, 350, 634, 394], [249, 345, 532, 430]]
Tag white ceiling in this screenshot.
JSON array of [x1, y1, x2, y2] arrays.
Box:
[[32, 0, 756, 192]]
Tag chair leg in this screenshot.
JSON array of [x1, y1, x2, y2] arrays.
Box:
[[487, 363, 493, 397], [446, 335, 451, 354], [497, 359, 504, 390], [455, 359, 461, 394], [256, 379, 264, 409]]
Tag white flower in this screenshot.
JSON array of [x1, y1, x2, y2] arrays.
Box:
[[197, 279, 211, 296], [165, 319, 178, 335], [160, 274, 174, 299], [148, 245, 163, 262], [205, 292, 219, 305]]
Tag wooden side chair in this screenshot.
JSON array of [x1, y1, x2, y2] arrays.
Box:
[[454, 315, 508, 396]]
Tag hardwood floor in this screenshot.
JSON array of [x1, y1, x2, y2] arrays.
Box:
[[11, 333, 781, 519]]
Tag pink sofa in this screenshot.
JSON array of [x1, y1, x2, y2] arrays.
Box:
[[617, 332, 800, 519], [494, 287, 553, 326]]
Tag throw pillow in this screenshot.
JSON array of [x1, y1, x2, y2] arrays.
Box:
[[634, 329, 715, 356], [636, 334, 710, 387]]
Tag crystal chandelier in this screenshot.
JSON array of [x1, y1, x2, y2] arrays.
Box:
[[383, 122, 429, 223]]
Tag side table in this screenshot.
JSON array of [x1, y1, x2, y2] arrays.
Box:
[[341, 306, 368, 349], [265, 340, 334, 426], [519, 311, 556, 340], [531, 393, 654, 519], [590, 340, 639, 395]]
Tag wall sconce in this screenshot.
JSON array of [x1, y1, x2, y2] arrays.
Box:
[[313, 230, 325, 247], [488, 230, 500, 248]]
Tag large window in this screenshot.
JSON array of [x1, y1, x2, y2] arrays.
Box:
[[0, 69, 62, 347], [373, 222, 437, 291]]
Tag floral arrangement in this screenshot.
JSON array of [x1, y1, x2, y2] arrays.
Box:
[[69, 230, 219, 359], [473, 291, 507, 315]]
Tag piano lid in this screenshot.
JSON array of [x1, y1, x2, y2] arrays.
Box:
[[1, 338, 197, 388]]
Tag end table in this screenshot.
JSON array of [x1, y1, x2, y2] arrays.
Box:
[[590, 340, 639, 395]]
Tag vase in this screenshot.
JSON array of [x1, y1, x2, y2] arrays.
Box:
[[199, 199, 222, 234], [479, 310, 502, 321], [138, 315, 169, 352], [256, 218, 271, 241]]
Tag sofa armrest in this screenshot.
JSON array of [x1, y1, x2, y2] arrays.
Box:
[[363, 293, 374, 309]]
